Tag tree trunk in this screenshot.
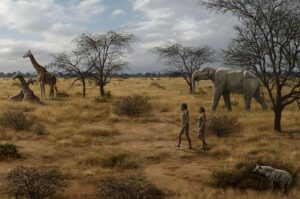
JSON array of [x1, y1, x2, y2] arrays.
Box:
[[273, 106, 282, 132], [100, 85, 105, 97], [189, 83, 193, 94], [82, 79, 86, 98]]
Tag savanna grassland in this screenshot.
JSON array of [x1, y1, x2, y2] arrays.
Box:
[[0, 77, 299, 199]]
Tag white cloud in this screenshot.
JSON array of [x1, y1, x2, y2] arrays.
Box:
[[111, 9, 127, 18], [125, 0, 238, 72], [70, 0, 106, 19], [0, 0, 106, 72], [0, 0, 238, 73]]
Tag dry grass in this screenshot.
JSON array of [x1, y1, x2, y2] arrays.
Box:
[[0, 77, 299, 198]]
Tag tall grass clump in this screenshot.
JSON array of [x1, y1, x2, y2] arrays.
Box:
[[100, 153, 139, 170], [150, 82, 165, 89], [0, 144, 20, 159], [208, 114, 241, 137], [6, 166, 69, 199], [210, 158, 298, 191], [56, 91, 70, 99], [94, 91, 112, 103], [0, 110, 35, 131], [112, 95, 152, 117], [95, 174, 163, 199]]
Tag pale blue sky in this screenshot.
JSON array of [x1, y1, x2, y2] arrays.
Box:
[[0, 0, 237, 73]]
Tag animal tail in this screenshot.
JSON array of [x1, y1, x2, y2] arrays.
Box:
[[55, 86, 58, 92]]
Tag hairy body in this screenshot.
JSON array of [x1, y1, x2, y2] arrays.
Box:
[[253, 165, 293, 194]]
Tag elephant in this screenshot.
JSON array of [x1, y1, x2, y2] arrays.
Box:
[[192, 67, 268, 111]]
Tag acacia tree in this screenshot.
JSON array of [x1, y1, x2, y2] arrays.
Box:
[[152, 44, 215, 93], [51, 52, 93, 98], [74, 31, 138, 97], [202, 0, 300, 131]]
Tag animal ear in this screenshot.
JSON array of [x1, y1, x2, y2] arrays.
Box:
[[208, 68, 214, 77]]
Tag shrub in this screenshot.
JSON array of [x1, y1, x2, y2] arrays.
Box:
[[32, 123, 46, 135], [112, 95, 152, 117], [95, 174, 163, 199], [0, 110, 35, 131], [0, 144, 20, 159], [210, 158, 298, 191], [100, 153, 139, 169], [6, 166, 69, 199], [208, 114, 241, 137]]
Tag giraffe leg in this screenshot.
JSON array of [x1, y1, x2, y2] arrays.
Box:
[[39, 82, 44, 99], [42, 83, 46, 98]]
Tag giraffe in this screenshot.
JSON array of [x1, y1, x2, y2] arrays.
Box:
[[12, 73, 40, 102], [23, 50, 57, 98], [9, 78, 35, 101]]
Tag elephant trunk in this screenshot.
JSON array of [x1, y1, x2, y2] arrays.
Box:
[[191, 71, 198, 95]]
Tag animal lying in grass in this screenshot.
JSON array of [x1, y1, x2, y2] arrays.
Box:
[[253, 164, 293, 194]]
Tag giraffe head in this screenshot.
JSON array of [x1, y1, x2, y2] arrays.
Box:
[[23, 50, 33, 58], [12, 71, 22, 79]]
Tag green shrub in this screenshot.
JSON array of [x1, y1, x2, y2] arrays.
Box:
[[100, 153, 139, 169], [95, 174, 163, 199], [0, 144, 20, 159], [208, 114, 241, 137], [211, 158, 298, 191], [112, 95, 152, 117], [0, 110, 35, 131], [6, 166, 69, 199]]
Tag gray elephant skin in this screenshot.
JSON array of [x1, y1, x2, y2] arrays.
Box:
[[192, 67, 268, 111]]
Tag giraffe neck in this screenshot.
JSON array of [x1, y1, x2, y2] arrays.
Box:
[[17, 76, 30, 93], [28, 55, 46, 74]]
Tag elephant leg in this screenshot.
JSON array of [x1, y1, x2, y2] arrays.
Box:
[[212, 89, 223, 111], [254, 90, 268, 110], [244, 96, 252, 111], [223, 91, 232, 111], [49, 85, 53, 98]]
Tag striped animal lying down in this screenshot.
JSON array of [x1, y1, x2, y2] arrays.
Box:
[[253, 165, 293, 194]]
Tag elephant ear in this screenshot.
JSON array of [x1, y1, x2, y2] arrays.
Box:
[[208, 68, 215, 78]]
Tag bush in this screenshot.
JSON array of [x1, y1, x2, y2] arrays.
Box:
[[211, 159, 298, 191], [95, 174, 163, 199], [112, 95, 152, 117], [6, 166, 69, 199], [0, 110, 35, 131], [208, 114, 241, 137], [100, 153, 139, 169], [32, 123, 46, 135], [0, 144, 20, 159]]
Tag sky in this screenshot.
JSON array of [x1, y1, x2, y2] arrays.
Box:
[[0, 0, 238, 73]]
